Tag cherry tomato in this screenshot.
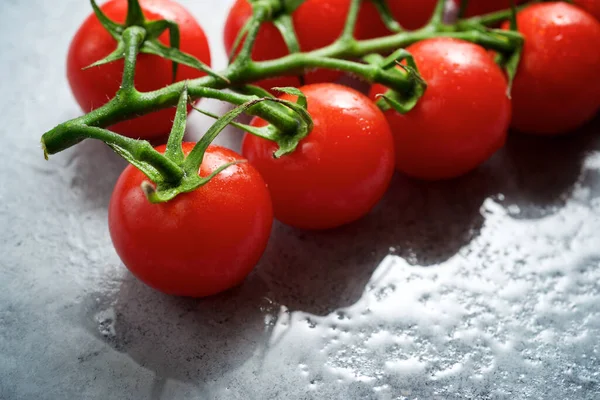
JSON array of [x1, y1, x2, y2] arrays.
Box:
[[223, 0, 350, 91], [370, 38, 511, 180], [453, 0, 527, 17], [574, 0, 600, 22], [357, 0, 438, 38], [242, 83, 395, 230], [502, 2, 600, 134], [67, 0, 211, 140], [108, 143, 273, 297]]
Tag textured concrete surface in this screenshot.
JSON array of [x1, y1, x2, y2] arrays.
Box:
[[1, 1, 600, 399]]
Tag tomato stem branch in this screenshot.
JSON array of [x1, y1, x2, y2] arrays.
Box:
[[41, 1, 524, 163], [120, 26, 146, 92]]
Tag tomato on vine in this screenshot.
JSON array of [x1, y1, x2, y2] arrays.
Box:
[[67, 0, 211, 140], [242, 83, 395, 230], [502, 2, 600, 135], [109, 143, 273, 298], [224, 0, 350, 91], [370, 38, 511, 180]]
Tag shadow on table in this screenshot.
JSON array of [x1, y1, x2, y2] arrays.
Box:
[[80, 273, 277, 399], [65, 140, 127, 209], [258, 165, 499, 316], [496, 117, 600, 219], [76, 116, 598, 398]]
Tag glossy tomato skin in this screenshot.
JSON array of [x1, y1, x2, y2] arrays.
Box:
[[503, 3, 600, 134], [357, 0, 438, 38], [67, 0, 211, 140], [108, 144, 273, 298], [575, 0, 600, 20], [370, 38, 511, 180], [223, 0, 349, 91], [242, 84, 395, 230]]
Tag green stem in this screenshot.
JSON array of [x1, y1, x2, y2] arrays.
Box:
[[120, 26, 146, 92], [427, 0, 447, 28], [465, 2, 536, 26], [372, 0, 403, 32], [42, 124, 183, 182], [42, 9, 522, 157], [164, 85, 189, 164], [340, 0, 362, 41], [230, 3, 271, 71]]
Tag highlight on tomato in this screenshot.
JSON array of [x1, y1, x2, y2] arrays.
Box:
[[67, 0, 212, 140], [370, 38, 511, 180], [242, 83, 395, 230], [502, 2, 600, 135], [108, 143, 273, 298]]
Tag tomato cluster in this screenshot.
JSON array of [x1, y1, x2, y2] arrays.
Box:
[[65, 0, 600, 297]]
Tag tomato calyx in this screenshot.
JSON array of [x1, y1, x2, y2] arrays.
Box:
[[365, 49, 427, 114], [136, 86, 264, 203], [193, 86, 313, 158], [87, 0, 228, 83]]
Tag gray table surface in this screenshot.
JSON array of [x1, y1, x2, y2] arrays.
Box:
[[1, 1, 600, 399]]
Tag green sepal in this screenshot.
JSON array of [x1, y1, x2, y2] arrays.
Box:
[[82, 40, 126, 69], [144, 19, 181, 81], [141, 97, 270, 203], [272, 87, 307, 108], [108, 143, 164, 183], [367, 49, 427, 115], [142, 160, 247, 204], [90, 0, 122, 39], [190, 105, 274, 140], [87, 0, 226, 84]]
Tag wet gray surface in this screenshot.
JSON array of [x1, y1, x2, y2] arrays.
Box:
[[1, 1, 600, 399]]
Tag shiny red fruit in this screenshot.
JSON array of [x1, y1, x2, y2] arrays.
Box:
[[242, 83, 395, 230], [109, 143, 273, 297], [68, 0, 211, 140], [502, 2, 600, 134], [370, 38, 511, 180]]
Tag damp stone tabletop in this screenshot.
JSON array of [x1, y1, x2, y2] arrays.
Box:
[[1, 1, 600, 399]]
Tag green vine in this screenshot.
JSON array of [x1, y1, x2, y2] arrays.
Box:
[[41, 0, 525, 203]]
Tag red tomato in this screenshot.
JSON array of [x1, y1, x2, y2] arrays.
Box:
[[108, 143, 273, 297], [67, 0, 211, 140], [223, 0, 349, 91], [242, 83, 395, 230], [357, 0, 438, 38], [370, 38, 511, 180], [502, 2, 600, 134], [574, 0, 600, 22], [453, 0, 527, 17]]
